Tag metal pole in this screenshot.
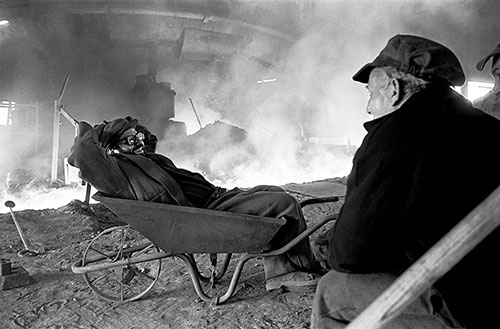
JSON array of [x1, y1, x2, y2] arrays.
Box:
[[51, 73, 71, 184], [57, 73, 70, 101], [4, 200, 39, 257], [188, 97, 203, 129], [60, 106, 78, 127], [51, 99, 61, 184]]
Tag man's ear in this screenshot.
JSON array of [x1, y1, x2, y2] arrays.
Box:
[[389, 78, 404, 107]]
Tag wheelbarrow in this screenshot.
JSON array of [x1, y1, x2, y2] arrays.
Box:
[[71, 193, 339, 305]]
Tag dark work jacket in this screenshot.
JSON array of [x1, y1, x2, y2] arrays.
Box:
[[68, 121, 218, 208], [327, 83, 500, 328]]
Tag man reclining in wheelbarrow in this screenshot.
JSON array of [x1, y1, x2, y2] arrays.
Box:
[[68, 116, 324, 292]]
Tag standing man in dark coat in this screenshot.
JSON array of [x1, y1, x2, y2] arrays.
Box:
[[311, 34, 500, 328], [68, 117, 323, 292]]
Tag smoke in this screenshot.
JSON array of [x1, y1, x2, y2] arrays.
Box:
[[152, 36, 356, 188], [1, 0, 498, 208], [147, 0, 496, 189], [1, 181, 89, 212]]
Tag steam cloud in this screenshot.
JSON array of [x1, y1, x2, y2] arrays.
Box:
[[0, 0, 498, 210], [154, 0, 494, 188]]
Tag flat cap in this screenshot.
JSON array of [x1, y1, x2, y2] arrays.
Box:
[[476, 42, 500, 71], [353, 34, 465, 86], [100, 117, 138, 147]]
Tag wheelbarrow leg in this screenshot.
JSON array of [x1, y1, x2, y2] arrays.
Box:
[[176, 253, 259, 306]]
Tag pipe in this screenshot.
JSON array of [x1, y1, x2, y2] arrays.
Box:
[[5, 1, 295, 42], [188, 98, 203, 129]]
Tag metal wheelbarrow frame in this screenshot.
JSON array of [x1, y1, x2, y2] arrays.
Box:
[[72, 193, 338, 305]]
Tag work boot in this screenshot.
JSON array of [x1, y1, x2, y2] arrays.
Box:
[[265, 271, 322, 292]]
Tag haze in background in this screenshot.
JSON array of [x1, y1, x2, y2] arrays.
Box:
[[155, 0, 491, 187], [1, 0, 498, 211]]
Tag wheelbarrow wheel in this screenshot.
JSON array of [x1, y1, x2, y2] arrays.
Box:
[[82, 225, 162, 302]]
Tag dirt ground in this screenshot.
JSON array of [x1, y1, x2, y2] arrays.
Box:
[[0, 180, 345, 329]]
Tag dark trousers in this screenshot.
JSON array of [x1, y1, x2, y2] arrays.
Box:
[[207, 185, 318, 279]]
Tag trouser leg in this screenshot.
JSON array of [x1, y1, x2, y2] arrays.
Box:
[[208, 185, 318, 279], [311, 270, 463, 329]]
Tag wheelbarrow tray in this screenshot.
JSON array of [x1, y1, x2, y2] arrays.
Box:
[[93, 193, 286, 254]]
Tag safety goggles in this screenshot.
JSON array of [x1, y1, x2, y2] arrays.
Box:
[[119, 132, 145, 146]]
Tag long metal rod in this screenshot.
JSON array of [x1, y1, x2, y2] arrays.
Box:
[[8, 207, 31, 251], [345, 184, 500, 329], [60, 106, 78, 127], [51, 100, 61, 184], [188, 97, 203, 129], [57, 73, 70, 101], [4, 201, 39, 256]]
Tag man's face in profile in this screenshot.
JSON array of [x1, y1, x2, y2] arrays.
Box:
[[366, 69, 396, 119]]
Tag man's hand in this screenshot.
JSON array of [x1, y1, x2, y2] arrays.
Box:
[[312, 226, 335, 270]]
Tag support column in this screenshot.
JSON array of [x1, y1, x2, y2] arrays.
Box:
[[51, 99, 61, 184]]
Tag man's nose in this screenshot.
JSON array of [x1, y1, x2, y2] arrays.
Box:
[[491, 67, 500, 79], [491, 58, 500, 78]]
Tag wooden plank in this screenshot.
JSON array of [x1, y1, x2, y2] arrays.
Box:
[[345, 185, 500, 329], [93, 194, 286, 254]]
